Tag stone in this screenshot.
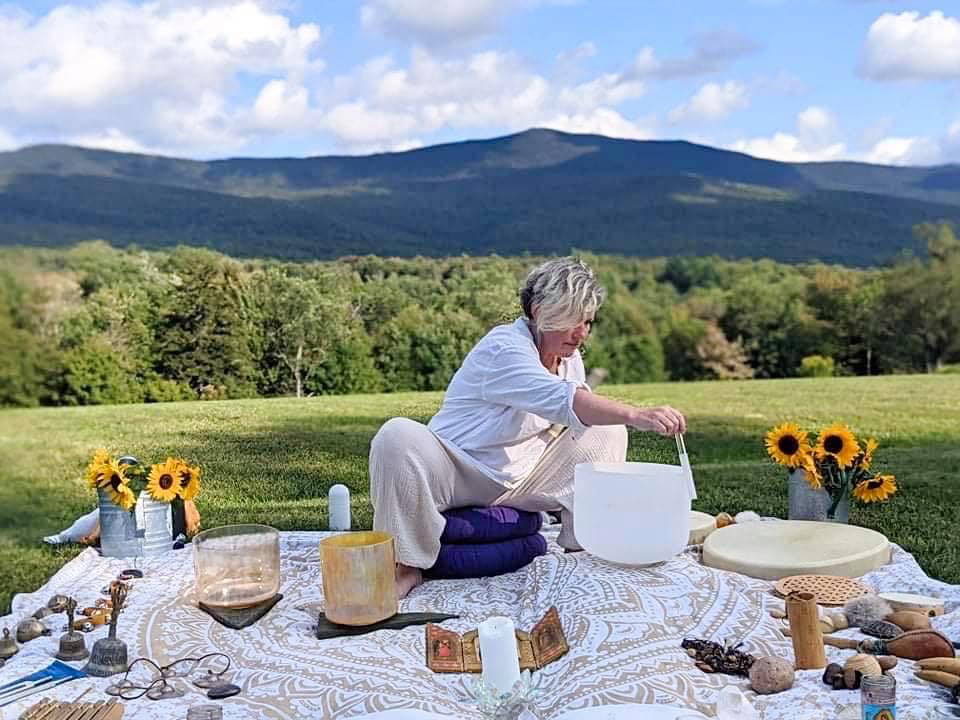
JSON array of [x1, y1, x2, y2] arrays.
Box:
[[749, 656, 795, 694], [207, 683, 241, 700]]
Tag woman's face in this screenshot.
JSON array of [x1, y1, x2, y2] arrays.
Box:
[[535, 315, 594, 358]]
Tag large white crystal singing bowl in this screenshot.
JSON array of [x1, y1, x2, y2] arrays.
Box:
[[702, 520, 891, 580], [575, 461, 692, 565]]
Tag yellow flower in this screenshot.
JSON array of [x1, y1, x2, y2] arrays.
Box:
[[861, 438, 879, 470], [176, 461, 202, 501], [84, 449, 113, 489], [800, 452, 822, 489], [100, 459, 129, 492], [815, 424, 860, 468], [111, 483, 137, 511], [765, 423, 811, 468], [853, 474, 897, 503], [146, 459, 181, 502]]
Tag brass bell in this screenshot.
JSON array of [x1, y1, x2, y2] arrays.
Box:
[[84, 582, 130, 677], [0, 628, 17, 660], [16, 617, 49, 644], [56, 598, 88, 662]]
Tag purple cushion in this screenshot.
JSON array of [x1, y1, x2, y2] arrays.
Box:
[[439, 506, 542, 544], [425, 534, 548, 580]]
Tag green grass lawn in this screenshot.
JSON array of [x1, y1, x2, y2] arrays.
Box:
[[1, 375, 958, 614]]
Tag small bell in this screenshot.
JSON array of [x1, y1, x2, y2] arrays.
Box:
[[0, 628, 18, 660], [56, 597, 89, 662], [84, 582, 130, 677]]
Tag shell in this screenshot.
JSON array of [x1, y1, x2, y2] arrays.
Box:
[[861, 620, 902, 639], [749, 656, 795, 694], [877, 655, 898, 672], [818, 615, 835, 634], [845, 653, 883, 678], [827, 611, 849, 630], [886, 610, 930, 632], [715, 512, 735, 528]]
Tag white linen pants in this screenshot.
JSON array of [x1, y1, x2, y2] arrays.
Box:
[[369, 417, 628, 568]]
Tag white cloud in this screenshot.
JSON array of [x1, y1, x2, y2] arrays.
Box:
[[542, 108, 656, 140], [253, 79, 310, 130], [864, 136, 940, 165], [66, 128, 149, 154], [317, 45, 656, 151], [360, 0, 521, 44], [731, 107, 846, 162], [0, 127, 16, 151], [668, 81, 748, 124], [0, 1, 326, 155], [796, 106, 840, 147], [556, 41, 596, 65], [862, 11, 960, 81]]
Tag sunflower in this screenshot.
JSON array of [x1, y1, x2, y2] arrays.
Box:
[[861, 438, 879, 470], [853, 474, 897, 503], [176, 462, 201, 501], [765, 423, 811, 468], [146, 458, 181, 502], [109, 482, 137, 511], [84, 449, 113, 489], [100, 459, 129, 493], [800, 452, 822, 489], [814, 424, 860, 468]]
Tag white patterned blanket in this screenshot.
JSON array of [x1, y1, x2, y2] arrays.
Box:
[[1, 530, 958, 719]]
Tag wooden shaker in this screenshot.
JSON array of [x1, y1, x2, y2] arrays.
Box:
[[786, 591, 827, 669]]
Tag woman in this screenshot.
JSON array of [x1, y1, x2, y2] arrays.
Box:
[[370, 257, 686, 598]]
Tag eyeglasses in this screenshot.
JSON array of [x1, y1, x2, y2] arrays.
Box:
[[105, 653, 231, 701]]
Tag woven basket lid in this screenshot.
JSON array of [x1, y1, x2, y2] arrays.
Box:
[[774, 574, 872, 606]]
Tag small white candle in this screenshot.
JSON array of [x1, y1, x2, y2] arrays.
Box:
[[477, 616, 521, 695], [328, 484, 351, 531]]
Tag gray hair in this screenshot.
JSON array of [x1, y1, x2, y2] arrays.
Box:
[[520, 257, 606, 331]]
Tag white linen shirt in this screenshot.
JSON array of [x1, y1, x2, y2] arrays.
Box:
[[427, 317, 590, 488]]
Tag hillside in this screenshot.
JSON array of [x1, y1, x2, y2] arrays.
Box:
[[2, 129, 959, 264]]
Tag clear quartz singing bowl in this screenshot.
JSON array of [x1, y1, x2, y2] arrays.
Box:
[[193, 524, 281, 608]]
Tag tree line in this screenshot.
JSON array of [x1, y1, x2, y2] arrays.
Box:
[[1, 221, 958, 408]]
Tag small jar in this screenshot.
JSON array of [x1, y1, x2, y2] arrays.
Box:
[[861, 674, 896, 719]]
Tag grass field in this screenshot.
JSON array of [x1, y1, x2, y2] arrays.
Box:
[[1, 374, 958, 614]]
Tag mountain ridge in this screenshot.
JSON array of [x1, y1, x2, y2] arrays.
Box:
[[2, 128, 959, 265]]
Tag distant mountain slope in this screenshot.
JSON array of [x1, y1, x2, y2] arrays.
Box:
[[1, 128, 958, 265]]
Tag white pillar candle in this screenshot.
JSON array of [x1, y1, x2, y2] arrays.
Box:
[[328, 484, 351, 531], [477, 616, 521, 695]]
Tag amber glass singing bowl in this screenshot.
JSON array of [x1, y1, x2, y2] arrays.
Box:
[[320, 531, 397, 626]]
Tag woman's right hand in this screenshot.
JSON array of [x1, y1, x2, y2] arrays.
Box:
[[629, 405, 687, 436]]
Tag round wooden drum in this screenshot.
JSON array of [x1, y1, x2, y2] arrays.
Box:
[[688, 511, 717, 545], [702, 520, 890, 580]]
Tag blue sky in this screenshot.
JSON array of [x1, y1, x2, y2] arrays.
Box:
[[1, 0, 958, 165]]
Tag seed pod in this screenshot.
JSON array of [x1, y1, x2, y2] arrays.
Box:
[[861, 620, 901, 639]]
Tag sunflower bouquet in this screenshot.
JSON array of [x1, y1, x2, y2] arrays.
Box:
[[765, 423, 897, 518], [84, 449, 201, 511]]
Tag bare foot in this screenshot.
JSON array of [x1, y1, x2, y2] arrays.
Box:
[[396, 563, 423, 599]]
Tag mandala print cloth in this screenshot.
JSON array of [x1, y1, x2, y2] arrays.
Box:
[[1, 529, 958, 719]]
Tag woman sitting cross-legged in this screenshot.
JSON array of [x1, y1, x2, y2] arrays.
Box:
[[369, 256, 687, 599]]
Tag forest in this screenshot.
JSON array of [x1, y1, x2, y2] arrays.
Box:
[[1, 221, 958, 408]]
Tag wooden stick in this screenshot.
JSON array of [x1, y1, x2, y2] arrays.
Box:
[[786, 591, 827, 669], [781, 626, 860, 650]]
